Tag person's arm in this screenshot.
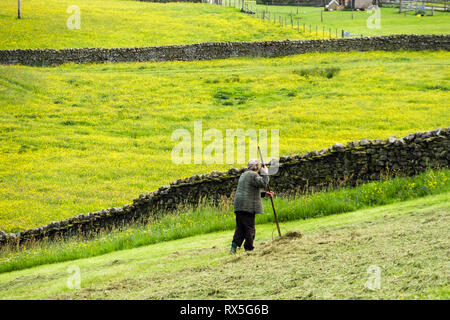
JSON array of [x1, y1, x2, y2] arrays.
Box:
[[261, 191, 274, 198], [251, 168, 269, 188]]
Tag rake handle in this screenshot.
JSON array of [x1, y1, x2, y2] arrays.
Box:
[[258, 146, 282, 237], [266, 184, 281, 238]]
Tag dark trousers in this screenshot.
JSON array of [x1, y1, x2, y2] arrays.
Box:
[[232, 211, 256, 251]]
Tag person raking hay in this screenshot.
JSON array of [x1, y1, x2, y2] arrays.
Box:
[[230, 159, 274, 253]]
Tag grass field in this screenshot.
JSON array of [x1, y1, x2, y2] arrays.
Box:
[[1, 50, 449, 232], [1, 169, 447, 274], [1, 0, 448, 302], [0, 193, 448, 299], [241, 3, 450, 36], [0, 0, 317, 50]]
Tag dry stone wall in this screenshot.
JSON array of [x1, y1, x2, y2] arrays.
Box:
[[0, 127, 448, 246], [0, 35, 448, 66]]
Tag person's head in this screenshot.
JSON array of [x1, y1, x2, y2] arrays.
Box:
[[247, 159, 261, 172]]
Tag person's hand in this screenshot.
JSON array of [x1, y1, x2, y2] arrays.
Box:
[[260, 165, 269, 175], [266, 191, 274, 198]]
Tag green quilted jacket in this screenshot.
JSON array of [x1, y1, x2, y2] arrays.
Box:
[[233, 170, 270, 214]]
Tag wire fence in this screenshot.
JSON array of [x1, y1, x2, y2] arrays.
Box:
[[205, 0, 360, 38], [383, 0, 449, 13]]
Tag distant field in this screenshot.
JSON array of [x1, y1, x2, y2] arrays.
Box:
[[0, 0, 316, 49], [0, 50, 449, 232], [241, 3, 450, 36]]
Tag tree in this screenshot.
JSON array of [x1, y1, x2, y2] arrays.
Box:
[[18, 0, 21, 19]]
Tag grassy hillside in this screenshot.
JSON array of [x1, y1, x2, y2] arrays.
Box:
[[0, 50, 449, 232], [247, 4, 450, 36], [0, 0, 316, 49], [1, 169, 447, 274], [0, 193, 448, 299]]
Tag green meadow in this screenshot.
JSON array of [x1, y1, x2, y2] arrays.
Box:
[[1, 192, 448, 299], [0, 0, 316, 50], [0, 169, 448, 274], [0, 0, 449, 301], [0, 50, 449, 232], [246, 3, 450, 36]]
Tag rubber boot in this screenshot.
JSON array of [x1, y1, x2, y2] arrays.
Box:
[[230, 241, 237, 254]]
